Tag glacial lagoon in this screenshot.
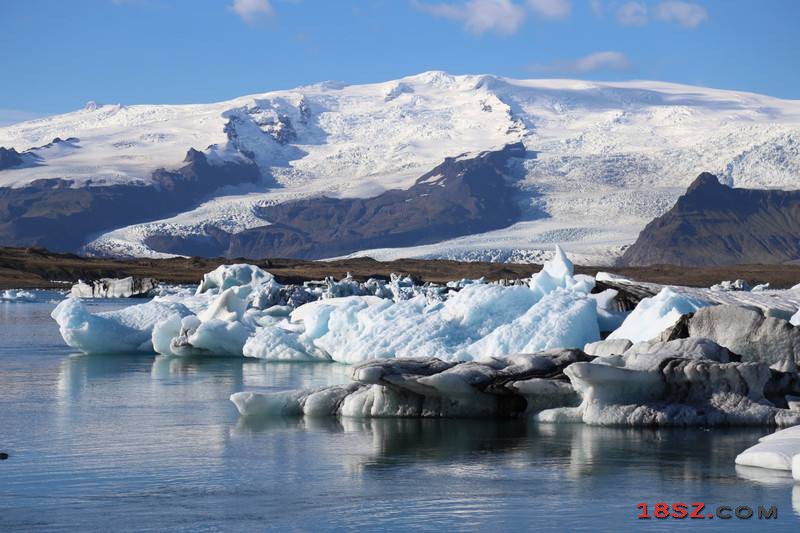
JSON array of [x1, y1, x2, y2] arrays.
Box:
[[2, 296, 800, 531]]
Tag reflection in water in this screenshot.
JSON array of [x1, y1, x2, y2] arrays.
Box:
[[234, 412, 771, 481], [735, 464, 795, 487], [795, 485, 800, 517], [58, 352, 154, 401]]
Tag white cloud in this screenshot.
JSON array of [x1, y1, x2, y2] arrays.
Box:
[[413, 0, 527, 35], [529, 51, 631, 73], [655, 1, 708, 28], [616, 1, 647, 26], [527, 0, 571, 20], [231, 0, 274, 24]]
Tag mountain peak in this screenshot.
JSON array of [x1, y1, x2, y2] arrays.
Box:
[[686, 172, 724, 193]]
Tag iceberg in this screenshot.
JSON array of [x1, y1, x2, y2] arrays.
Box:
[[536, 339, 800, 427], [70, 276, 157, 298], [242, 246, 601, 363], [231, 339, 800, 427], [685, 305, 800, 366], [230, 349, 588, 418], [607, 287, 710, 343], [196, 264, 276, 294], [51, 296, 192, 354], [1, 289, 36, 302], [735, 425, 800, 474], [53, 247, 609, 361]]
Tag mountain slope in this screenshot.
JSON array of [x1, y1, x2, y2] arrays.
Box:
[[1, 72, 800, 262], [620, 173, 800, 266]]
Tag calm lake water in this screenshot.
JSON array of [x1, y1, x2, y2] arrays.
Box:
[[2, 296, 800, 532]]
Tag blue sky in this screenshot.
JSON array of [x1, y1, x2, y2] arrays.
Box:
[[1, 0, 798, 123]]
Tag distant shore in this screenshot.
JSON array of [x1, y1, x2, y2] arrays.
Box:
[[2, 246, 800, 290]]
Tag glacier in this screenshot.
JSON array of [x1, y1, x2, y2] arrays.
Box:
[[5, 72, 800, 262]]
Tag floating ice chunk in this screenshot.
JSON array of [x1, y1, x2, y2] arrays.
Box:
[[539, 336, 800, 427], [529, 245, 594, 297], [231, 342, 800, 426], [446, 277, 485, 289], [710, 279, 751, 292], [735, 426, 800, 470], [0, 289, 36, 302], [231, 351, 587, 419], [230, 390, 306, 417], [625, 337, 735, 363], [61, 248, 607, 361], [70, 277, 157, 298], [52, 297, 192, 354], [758, 425, 800, 443], [589, 288, 627, 332], [198, 286, 252, 322], [153, 286, 262, 357], [242, 325, 324, 361], [458, 289, 599, 360], [607, 287, 710, 343], [566, 361, 665, 405], [584, 339, 632, 357], [196, 264, 276, 295], [688, 305, 800, 366], [182, 317, 253, 357], [791, 308, 800, 327], [595, 272, 633, 284], [286, 281, 599, 363]]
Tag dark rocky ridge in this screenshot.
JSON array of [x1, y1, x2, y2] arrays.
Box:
[[235, 142, 527, 259], [0, 149, 259, 252], [620, 173, 800, 266], [0, 147, 24, 171], [150, 142, 528, 259]]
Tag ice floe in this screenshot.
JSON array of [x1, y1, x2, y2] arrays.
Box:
[[736, 425, 800, 481], [1, 289, 36, 302], [70, 276, 158, 298]]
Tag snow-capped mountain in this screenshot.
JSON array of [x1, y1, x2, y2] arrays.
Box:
[[1, 71, 800, 263]]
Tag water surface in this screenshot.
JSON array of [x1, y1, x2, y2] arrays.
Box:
[[1, 297, 799, 531]]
